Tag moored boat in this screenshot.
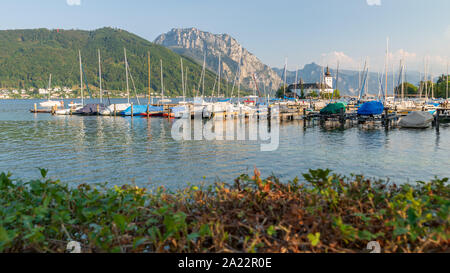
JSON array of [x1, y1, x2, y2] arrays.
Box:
[[398, 111, 434, 128]]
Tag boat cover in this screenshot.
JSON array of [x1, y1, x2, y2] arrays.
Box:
[[171, 106, 188, 114], [398, 111, 434, 128], [320, 102, 346, 115], [120, 105, 163, 116], [357, 101, 384, 115], [75, 104, 107, 115]]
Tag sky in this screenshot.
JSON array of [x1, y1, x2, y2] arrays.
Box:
[[0, 0, 449, 74]]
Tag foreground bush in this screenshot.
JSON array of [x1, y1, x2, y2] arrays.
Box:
[[0, 169, 448, 253]]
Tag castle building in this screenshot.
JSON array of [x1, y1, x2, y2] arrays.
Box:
[[287, 66, 334, 97]]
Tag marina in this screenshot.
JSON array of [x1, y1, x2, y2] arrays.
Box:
[[0, 0, 449, 255], [3, 98, 450, 189]]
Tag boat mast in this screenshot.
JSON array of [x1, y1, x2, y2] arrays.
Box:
[[392, 63, 395, 99], [218, 54, 221, 98], [79, 50, 84, 106], [401, 60, 404, 102], [98, 49, 102, 104], [185, 67, 188, 100], [148, 51, 151, 105], [180, 58, 185, 102], [160, 59, 164, 101], [283, 58, 287, 99], [48, 73, 52, 101], [334, 61, 339, 102], [202, 56, 206, 98], [447, 62, 449, 100], [124, 48, 130, 104], [385, 37, 389, 103], [425, 58, 429, 100], [237, 54, 242, 103], [295, 65, 298, 96]]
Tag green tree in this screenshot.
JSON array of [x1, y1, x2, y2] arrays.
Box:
[[276, 84, 288, 98], [435, 74, 449, 98], [309, 91, 319, 98], [394, 82, 418, 97]]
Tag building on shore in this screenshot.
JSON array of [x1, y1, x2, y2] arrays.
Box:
[[286, 66, 334, 98]]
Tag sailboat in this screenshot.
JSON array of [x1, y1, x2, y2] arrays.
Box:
[[158, 59, 172, 104], [55, 51, 85, 115], [101, 48, 132, 115], [39, 74, 64, 108]]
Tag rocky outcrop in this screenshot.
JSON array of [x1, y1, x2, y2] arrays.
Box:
[[155, 28, 281, 91]]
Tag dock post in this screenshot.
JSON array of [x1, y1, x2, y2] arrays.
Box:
[[114, 104, 116, 117], [340, 108, 345, 125], [384, 108, 389, 128], [303, 108, 307, 130], [131, 103, 134, 117], [97, 104, 100, 115], [34, 103, 37, 113], [147, 105, 150, 118], [436, 109, 440, 132]]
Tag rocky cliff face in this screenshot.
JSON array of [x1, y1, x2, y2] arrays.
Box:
[[154, 28, 281, 91]]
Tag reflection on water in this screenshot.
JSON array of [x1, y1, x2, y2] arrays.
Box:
[[0, 99, 449, 188]]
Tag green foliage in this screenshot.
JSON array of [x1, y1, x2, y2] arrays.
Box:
[[321, 90, 341, 100], [275, 85, 288, 98], [435, 74, 449, 98], [0, 169, 448, 253], [395, 82, 418, 96], [0, 28, 231, 97], [309, 91, 319, 98]]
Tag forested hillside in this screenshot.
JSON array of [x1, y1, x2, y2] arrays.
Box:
[[0, 28, 230, 97]]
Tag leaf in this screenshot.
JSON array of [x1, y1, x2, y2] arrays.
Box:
[[393, 227, 409, 237], [133, 237, 148, 249], [267, 225, 276, 237], [113, 214, 127, 233], [307, 232, 321, 247], [187, 233, 200, 241], [38, 168, 48, 179]]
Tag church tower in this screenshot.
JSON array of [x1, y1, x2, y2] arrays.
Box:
[[324, 66, 333, 89]]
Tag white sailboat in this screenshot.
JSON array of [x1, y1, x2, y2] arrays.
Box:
[[55, 50, 84, 115], [101, 48, 132, 115], [40, 74, 64, 108]]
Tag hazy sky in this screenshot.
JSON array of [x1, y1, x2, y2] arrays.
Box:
[[0, 0, 448, 73]]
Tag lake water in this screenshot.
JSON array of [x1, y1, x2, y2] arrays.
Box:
[[0, 99, 449, 188]]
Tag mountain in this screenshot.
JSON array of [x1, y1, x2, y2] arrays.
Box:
[[273, 63, 422, 96], [154, 28, 281, 92], [0, 27, 228, 97]]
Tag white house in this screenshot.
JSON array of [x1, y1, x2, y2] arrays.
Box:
[[39, 88, 49, 95]]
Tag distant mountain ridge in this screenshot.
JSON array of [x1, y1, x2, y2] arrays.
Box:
[[273, 63, 422, 96], [0, 27, 225, 97], [154, 28, 282, 91]]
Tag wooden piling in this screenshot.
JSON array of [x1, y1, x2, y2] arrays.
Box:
[[384, 108, 389, 128], [436, 109, 440, 132], [131, 103, 134, 117], [34, 103, 37, 113], [114, 104, 117, 116]]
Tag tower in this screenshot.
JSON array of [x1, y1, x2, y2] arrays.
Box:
[[324, 66, 333, 89]]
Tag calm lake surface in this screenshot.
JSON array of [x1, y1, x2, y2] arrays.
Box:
[[1, 99, 449, 188]]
